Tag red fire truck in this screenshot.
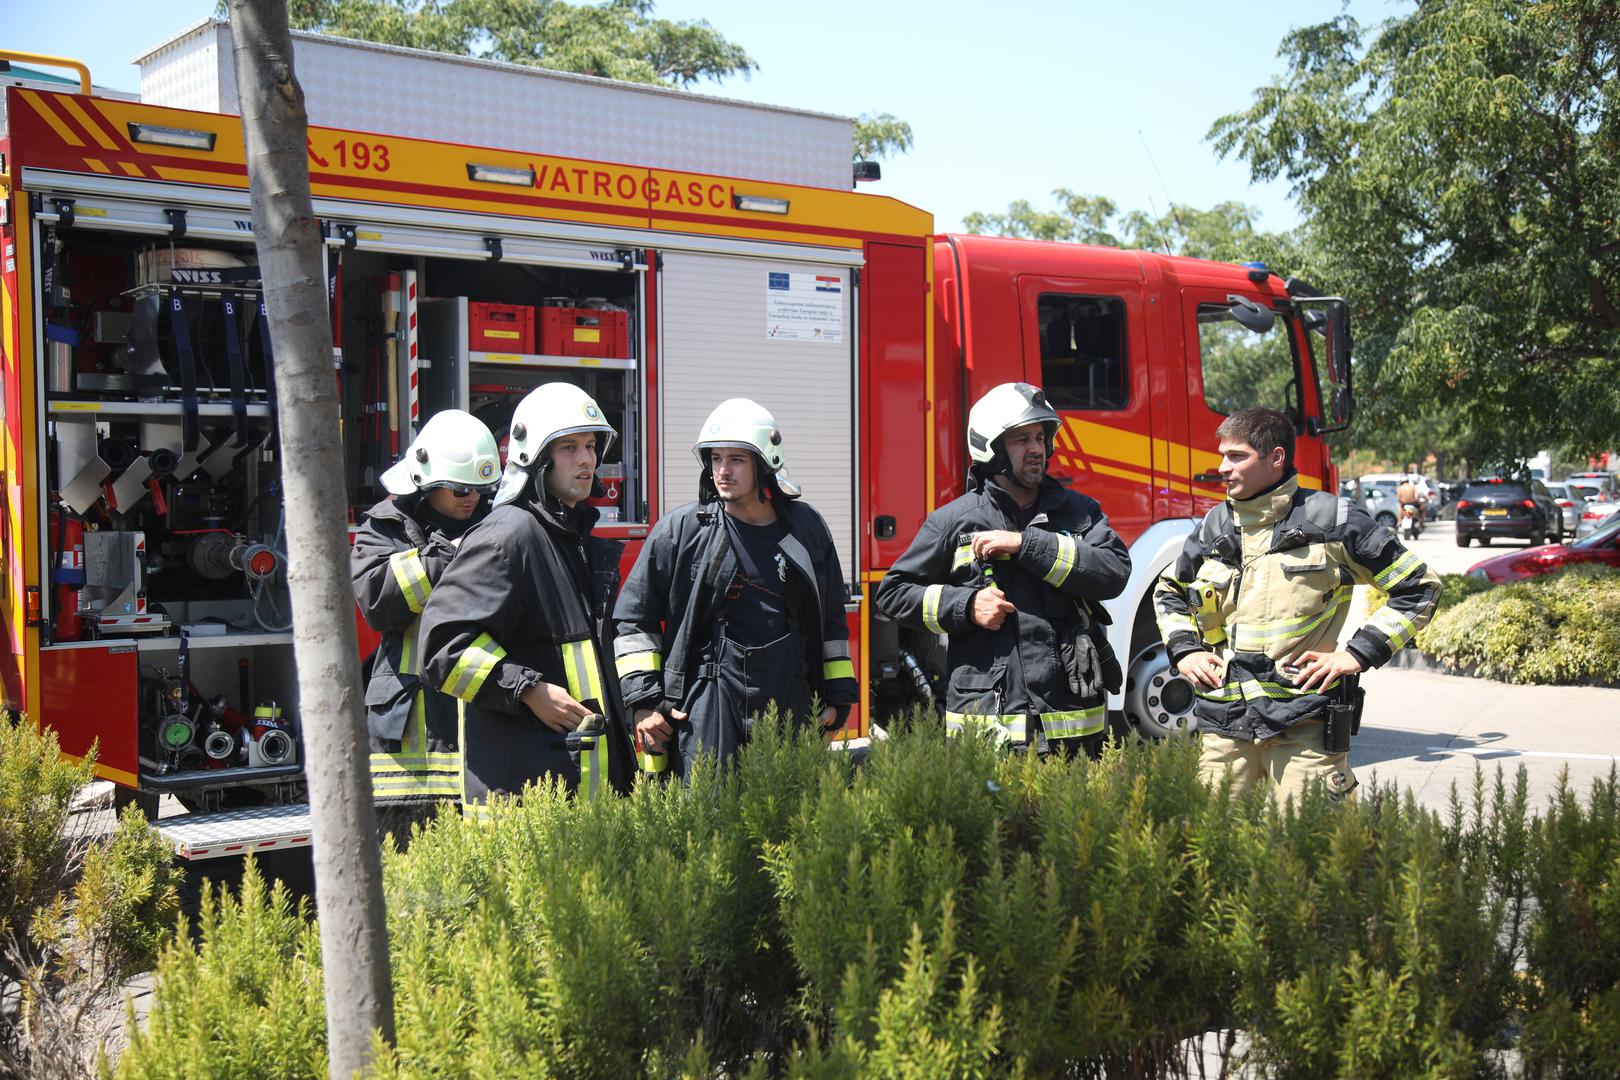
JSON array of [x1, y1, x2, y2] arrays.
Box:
[[0, 32, 1350, 856]]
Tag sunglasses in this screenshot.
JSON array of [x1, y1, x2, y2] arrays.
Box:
[[429, 484, 494, 498]]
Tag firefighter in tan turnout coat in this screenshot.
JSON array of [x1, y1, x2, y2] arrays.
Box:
[[1154, 408, 1441, 801]]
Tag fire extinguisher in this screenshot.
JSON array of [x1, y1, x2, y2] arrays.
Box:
[[49, 504, 84, 642]]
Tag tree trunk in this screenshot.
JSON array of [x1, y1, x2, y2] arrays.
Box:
[[225, 3, 395, 1073]]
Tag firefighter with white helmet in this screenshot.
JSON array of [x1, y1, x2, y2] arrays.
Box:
[[419, 383, 632, 803], [613, 397, 856, 779], [876, 382, 1130, 758], [352, 409, 499, 818]]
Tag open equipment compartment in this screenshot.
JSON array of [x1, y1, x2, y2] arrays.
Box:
[[34, 210, 303, 806], [336, 227, 648, 525]]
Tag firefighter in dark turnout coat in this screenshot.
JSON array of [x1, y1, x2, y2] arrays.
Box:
[[614, 398, 857, 779], [419, 383, 633, 804], [876, 383, 1130, 756], [353, 409, 499, 806]]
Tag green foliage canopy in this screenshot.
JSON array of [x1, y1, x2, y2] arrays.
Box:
[[279, 0, 756, 86], [963, 190, 1299, 265], [1210, 0, 1620, 460], [853, 113, 914, 163]]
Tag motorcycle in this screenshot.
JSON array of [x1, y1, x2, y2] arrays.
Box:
[[1401, 502, 1423, 540]]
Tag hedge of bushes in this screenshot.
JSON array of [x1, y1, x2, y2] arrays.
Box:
[[0, 714, 178, 1076], [116, 721, 1620, 1079], [1372, 567, 1620, 685]]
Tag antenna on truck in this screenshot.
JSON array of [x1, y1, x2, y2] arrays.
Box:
[[1137, 129, 1186, 255]]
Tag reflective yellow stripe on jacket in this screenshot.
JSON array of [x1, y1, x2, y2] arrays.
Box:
[[1042, 533, 1076, 587], [616, 651, 663, 676], [1194, 676, 1343, 704], [1229, 586, 1351, 652], [1373, 550, 1425, 590], [922, 584, 946, 635], [1040, 705, 1105, 739], [443, 632, 505, 702], [822, 639, 854, 682], [389, 548, 432, 615], [561, 639, 611, 800], [577, 728, 607, 801], [945, 707, 1104, 745], [560, 639, 605, 708], [614, 631, 664, 678], [399, 615, 422, 676], [369, 692, 461, 799], [945, 712, 1027, 744]]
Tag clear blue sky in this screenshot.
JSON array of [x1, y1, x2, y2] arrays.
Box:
[[5, 0, 1407, 233]]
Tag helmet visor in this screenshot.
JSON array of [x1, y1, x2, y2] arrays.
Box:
[[379, 458, 419, 496]]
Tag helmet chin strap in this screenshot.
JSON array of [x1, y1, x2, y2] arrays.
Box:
[[991, 440, 1045, 491], [532, 457, 555, 507]]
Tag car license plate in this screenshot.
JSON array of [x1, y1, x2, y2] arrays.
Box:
[[1484, 508, 1508, 517]]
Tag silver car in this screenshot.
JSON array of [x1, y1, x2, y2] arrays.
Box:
[[1544, 483, 1587, 536], [1576, 496, 1620, 539], [1361, 486, 1398, 528]]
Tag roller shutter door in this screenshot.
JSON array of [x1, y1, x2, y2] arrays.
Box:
[[658, 251, 857, 584]]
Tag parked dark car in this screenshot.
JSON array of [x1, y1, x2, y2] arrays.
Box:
[[1467, 511, 1620, 582], [1454, 479, 1563, 547]]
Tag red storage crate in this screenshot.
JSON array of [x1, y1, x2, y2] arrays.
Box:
[[540, 306, 629, 359], [469, 302, 535, 353]]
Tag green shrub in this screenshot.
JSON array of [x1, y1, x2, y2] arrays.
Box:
[[0, 712, 179, 1076], [1368, 567, 1620, 684], [126, 720, 1620, 1079], [1, 713, 92, 948], [1237, 775, 1529, 1080], [1517, 769, 1620, 1078], [1366, 572, 1496, 653], [1419, 567, 1620, 684], [116, 860, 326, 1080]]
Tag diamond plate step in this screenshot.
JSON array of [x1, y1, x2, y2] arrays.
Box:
[[154, 803, 312, 861]]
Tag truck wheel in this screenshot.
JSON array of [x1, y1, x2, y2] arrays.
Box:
[[1121, 642, 1198, 740], [1456, 533, 1471, 547]]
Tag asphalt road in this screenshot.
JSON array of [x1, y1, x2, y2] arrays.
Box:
[[1341, 517, 1619, 814]]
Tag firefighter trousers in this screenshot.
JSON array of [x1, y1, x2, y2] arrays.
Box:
[[674, 624, 812, 779], [1199, 718, 1358, 803]]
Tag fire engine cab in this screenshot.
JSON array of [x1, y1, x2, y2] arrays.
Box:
[[0, 25, 1351, 858]]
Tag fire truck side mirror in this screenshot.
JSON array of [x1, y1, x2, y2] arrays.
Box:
[[1294, 295, 1354, 434], [1225, 294, 1275, 334], [1319, 300, 1353, 425]]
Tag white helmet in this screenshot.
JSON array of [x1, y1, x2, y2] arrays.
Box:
[[967, 382, 1060, 465], [381, 409, 500, 496], [493, 382, 616, 507], [693, 397, 800, 497]]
